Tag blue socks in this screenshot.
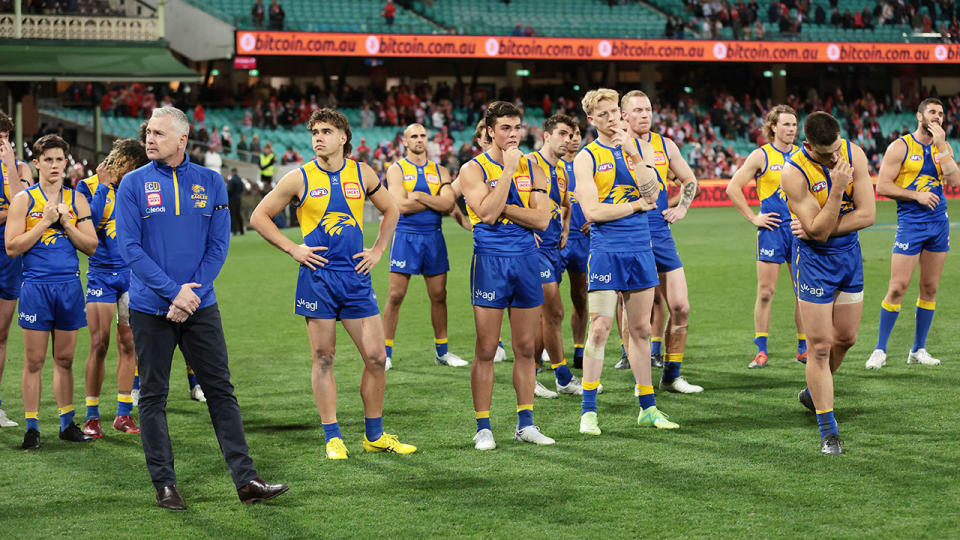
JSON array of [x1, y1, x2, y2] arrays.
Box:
[[552, 360, 573, 386], [754, 333, 768, 354], [85, 397, 99, 420], [435, 338, 448, 357], [322, 421, 342, 442], [516, 406, 533, 430], [385, 339, 393, 358], [816, 409, 838, 438], [913, 300, 935, 352], [475, 411, 491, 432], [364, 416, 383, 441], [637, 384, 656, 410], [650, 337, 663, 356], [59, 405, 75, 432], [876, 301, 901, 352], [581, 380, 600, 415]]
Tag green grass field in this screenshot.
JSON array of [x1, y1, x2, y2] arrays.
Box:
[[1, 200, 959, 538]]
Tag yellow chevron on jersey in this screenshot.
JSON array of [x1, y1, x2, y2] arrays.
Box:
[[788, 139, 855, 216], [297, 158, 365, 239], [82, 174, 99, 196], [894, 135, 943, 191], [756, 143, 798, 200], [1, 160, 24, 211], [398, 158, 442, 196], [466, 152, 533, 226], [99, 184, 117, 239], [25, 186, 78, 246], [530, 151, 566, 224], [645, 132, 671, 190], [582, 141, 641, 204]]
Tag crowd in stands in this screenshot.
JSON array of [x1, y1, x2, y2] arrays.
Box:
[[667, 0, 960, 42], [52, 78, 960, 182], [250, 0, 285, 30], [2, 0, 131, 15]]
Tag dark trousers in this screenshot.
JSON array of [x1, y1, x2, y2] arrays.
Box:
[[130, 305, 258, 490], [229, 198, 245, 235]]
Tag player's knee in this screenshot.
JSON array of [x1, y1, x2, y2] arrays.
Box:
[[511, 340, 535, 361], [52, 353, 74, 370], [670, 302, 690, 326], [475, 341, 499, 362], [24, 356, 44, 374], [918, 280, 938, 299], [809, 340, 833, 360], [587, 316, 612, 341], [364, 349, 387, 370], [313, 350, 336, 373], [545, 304, 564, 326], [89, 334, 110, 360], [757, 284, 776, 304], [834, 332, 858, 351], [428, 287, 447, 305], [386, 289, 406, 307], [887, 279, 910, 299]]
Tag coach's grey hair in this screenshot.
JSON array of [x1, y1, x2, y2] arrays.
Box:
[[151, 106, 189, 137]]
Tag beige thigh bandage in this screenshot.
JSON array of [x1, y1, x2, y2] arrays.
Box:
[[835, 291, 863, 305], [588, 290, 617, 318], [117, 292, 130, 325]]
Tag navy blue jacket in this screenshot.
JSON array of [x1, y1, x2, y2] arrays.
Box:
[[116, 154, 229, 315]]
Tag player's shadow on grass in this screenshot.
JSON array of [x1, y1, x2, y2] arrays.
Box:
[[242, 419, 316, 432]]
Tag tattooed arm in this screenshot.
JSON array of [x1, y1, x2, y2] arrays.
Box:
[[660, 136, 698, 223]]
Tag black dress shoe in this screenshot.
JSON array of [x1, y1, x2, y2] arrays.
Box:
[[59, 423, 94, 443], [22, 428, 40, 450], [156, 485, 186, 510], [237, 477, 289, 505]]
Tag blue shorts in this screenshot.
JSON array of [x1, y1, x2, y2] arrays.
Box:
[[18, 279, 87, 331], [561, 236, 589, 274], [0, 253, 23, 300], [86, 269, 130, 303], [757, 223, 795, 264], [893, 219, 950, 255], [389, 229, 450, 275], [794, 243, 864, 304], [650, 227, 683, 274], [295, 266, 379, 320], [587, 250, 659, 292], [471, 252, 544, 309], [537, 247, 563, 285]]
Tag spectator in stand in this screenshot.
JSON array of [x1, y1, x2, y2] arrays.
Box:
[[281, 145, 302, 165], [249, 134, 261, 164], [236, 133, 249, 160], [382, 0, 396, 25], [361, 104, 375, 128], [511, 22, 524, 36], [815, 4, 826, 24], [830, 7, 841, 25], [251, 0, 265, 27], [221, 125, 233, 154], [204, 144, 223, 174], [524, 24, 535, 36], [227, 168, 245, 236], [259, 142, 276, 192], [355, 137, 372, 161], [208, 124, 221, 153], [193, 103, 205, 129], [268, 0, 285, 30]]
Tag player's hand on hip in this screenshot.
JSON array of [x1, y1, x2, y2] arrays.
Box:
[[353, 248, 382, 275], [533, 232, 542, 248], [559, 230, 568, 249], [166, 304, 190, 323], [914, 190, 940, 210], [752, 211, 781, 230], [291, 243, 328, 270], [662, 205, 687, 223], [580, 221, 591, 235], [791, 219, 810, 240], [173, 283, 202, 314]]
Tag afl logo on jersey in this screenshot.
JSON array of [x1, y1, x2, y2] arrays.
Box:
[[770, 164, 783, 172], [653, 151, 667, 165], [811, 181, 827, 193], [909, 154, 923, 161], [515, 175, 531, 191], [597, 163, 613, 172], [309, 187, 328, 198], [343, 182, 362, 199], [403, 174, 416, 182]]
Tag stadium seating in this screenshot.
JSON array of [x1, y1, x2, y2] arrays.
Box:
[[201, 0, 439, 34]]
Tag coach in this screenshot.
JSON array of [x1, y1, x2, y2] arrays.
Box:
[[116, 107, 287, 510]]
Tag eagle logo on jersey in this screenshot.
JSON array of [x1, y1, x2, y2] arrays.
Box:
[[321, 212, 358, 235], [776, 186, 787, 202], [608, 185, 639, 204], [551, 201, 561, 222], [909, 174, 941, 193], [104, 219, 116, 239], [40, 227, 64, 246]]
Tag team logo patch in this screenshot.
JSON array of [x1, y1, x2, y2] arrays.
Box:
[[597, 163, 613, 172], [558, 178, 567, 193], [144, 182, 161, 193], [770, 164, 783, 172], [426, 174, 439, 185], [624, 155, 635, 171], [343, 182, 362, 199], [515, 175, 531, 191], [147, 192, 162, 207], [909, 154, 923, 162], [933, 153, 941, 164], [653, 151, 667, 165], [309, 187, 329, 198], [811, 181, 828, 193]]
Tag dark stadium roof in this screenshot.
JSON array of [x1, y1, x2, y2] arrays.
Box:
[[0, 41, 201, 82]]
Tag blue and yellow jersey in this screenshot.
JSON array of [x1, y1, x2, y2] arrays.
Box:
[[76, 174, 99, 203], [22, 185, 81, 281], [641, 133, 672, 233], [756, 143, 798, 222], [562, 158, 588, 239], [466, 152, 537, 256], [530, 151, 566, 249], [786, 139, 858, 253], [1, 160, 23, 246], [296, 158, 367, 272], [395, 157, 443, 232], [88, 182, 124, 270], [578, 140, 651, 253], [892, 134, 946, 224]]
